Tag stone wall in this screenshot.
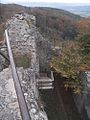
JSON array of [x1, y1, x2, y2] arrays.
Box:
[[0, 67, 48, 120], [0, 13, 48, 120], [6, 13, 38, 70], [0, 55, 4, 71], [85, 72, 90, 120], [35, 31, 58, 73], [74, 72, 90, 120]]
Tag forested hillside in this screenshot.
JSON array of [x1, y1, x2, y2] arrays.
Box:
[[30, 7, 81, 45], [0, 3, 81, 44]]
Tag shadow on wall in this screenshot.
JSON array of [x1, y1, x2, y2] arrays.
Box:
[[14, 54, 31, 69]]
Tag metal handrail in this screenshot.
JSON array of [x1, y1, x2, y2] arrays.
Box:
[[5, 29, 31, 120]]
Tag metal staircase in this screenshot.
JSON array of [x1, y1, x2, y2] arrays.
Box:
[[37, 71, 54, 89]]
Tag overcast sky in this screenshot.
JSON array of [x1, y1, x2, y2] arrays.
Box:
[[1, 0, 90, 5]]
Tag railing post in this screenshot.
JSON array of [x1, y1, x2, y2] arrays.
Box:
[[51, 71, 54, 81], [5, 29, 31, 120]]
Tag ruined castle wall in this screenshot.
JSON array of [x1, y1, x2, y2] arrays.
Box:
[[2, 13, 48, 120], [6, 13, 39, 73], [74, 72, 90, 120]]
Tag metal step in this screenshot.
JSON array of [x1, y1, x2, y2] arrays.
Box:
[[37, 82, 53, 86], [38, 78, 54, 82], [38, 86, 54, 90]]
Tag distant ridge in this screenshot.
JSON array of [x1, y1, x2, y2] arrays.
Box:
[[0, 2, 90, 17], [0, 3, 81, 23]]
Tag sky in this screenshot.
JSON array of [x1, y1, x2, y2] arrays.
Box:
[[1, 0, 90, 4]]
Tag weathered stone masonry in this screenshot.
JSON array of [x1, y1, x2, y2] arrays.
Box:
[[74, 72, 90, 120], [0, 13, 48, 120]]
